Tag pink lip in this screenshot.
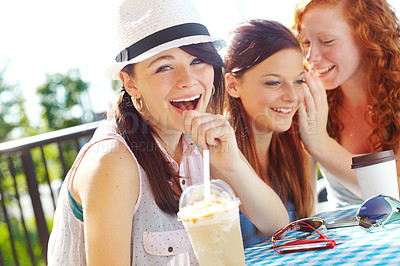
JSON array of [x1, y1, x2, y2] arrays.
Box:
[[170, 104, 201, 115], [316, 72, 329, 78]]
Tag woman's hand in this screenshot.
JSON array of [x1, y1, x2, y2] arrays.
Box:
[[184, 110, 289, 235], [184, 110, 241, 172], [298, 71, 362, 196], [298, 71, 330, 154]]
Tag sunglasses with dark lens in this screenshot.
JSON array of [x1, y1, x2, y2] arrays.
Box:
[[356, 194, 400, 231], [294, 217, 326, 233], [273, 217, 326, 242]]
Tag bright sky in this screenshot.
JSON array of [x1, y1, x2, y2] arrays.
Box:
[[1, 0, 400, 126]]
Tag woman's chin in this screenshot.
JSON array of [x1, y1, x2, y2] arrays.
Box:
[[321, 79, 340, 90], [275, 127, 292, 133], [272, 122, 293, 133]]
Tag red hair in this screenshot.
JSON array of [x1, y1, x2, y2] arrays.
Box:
[[293, 0, 400, 152]]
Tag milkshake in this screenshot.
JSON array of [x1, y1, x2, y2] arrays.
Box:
[[178, 180, 245, 266]]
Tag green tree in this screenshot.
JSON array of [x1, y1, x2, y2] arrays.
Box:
[[0, 67, 43, 265], [36, 69, 93, 131], [111, 79, 121, 91], [36, 69, 96, 175], [0, 68, 30, 142]]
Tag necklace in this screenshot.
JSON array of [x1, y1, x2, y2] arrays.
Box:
[[367, 105, 373, 115], [347, 105, 373, 137]]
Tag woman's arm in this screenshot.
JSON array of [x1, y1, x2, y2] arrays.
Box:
[[184, 111, 289, 236], [395, 147, 400, 196], [298, 71, 362, 198], [72, 139, 140, 265], [304, 150, 318, 216]]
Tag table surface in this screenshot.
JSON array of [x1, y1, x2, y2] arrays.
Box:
[[244, 205, 400, 265]]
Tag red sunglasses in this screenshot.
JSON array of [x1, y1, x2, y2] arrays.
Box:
[[271, 220, 336, 254]]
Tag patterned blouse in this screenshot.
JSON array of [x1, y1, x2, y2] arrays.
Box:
[[47, 118, 204, 265]]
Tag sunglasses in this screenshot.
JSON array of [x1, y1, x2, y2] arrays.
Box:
[[294, 217, 326, 233], [356, 194, 400, 231], [271, 218, 335, 254], [270, 217, 326, 243]]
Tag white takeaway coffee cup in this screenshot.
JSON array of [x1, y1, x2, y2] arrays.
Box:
[[351, 150, 399, 200]]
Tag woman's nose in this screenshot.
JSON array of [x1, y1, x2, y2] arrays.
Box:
[[176, 66, 196, 89], [305, 44, 322, 64], [282, 84, 299, 102]]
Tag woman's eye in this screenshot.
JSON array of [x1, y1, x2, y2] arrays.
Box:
[[295, 79, 306, 85], [155, 65, 172, 73], [191, 58, 204, 65], [265, 81, 281, 86], [322, 39, 334, 45]]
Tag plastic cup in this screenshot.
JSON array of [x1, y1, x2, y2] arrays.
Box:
[[177, 179, 245, 266], [351, 150, 399, 200]]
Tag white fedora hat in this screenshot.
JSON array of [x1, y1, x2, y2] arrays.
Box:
[[106, 0, 222, 80]]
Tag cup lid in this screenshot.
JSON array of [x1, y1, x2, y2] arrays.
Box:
[[178, 179, 239, 210], [351, 150, 397, 169]]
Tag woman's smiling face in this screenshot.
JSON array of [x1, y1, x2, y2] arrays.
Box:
[[300, 5, 364, 90], [232, 48, 305, 134], [128, 47, 214, 133]]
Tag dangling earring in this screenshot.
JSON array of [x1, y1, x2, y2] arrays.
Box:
[[212, 85, 215, 95], [133, 97, 143, 112]]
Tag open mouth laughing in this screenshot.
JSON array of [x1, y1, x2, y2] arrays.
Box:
[[313, 65, 335, 75], [170, 94, 201, 111], [272, 107, 294, 114]]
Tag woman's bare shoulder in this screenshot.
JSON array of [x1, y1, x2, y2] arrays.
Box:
[[73, 138, 140, 204], [83, 138, 138, 172]]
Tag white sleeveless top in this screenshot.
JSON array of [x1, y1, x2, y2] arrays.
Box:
[[319, 164, 363, 207], [47, 119, 203, 265]]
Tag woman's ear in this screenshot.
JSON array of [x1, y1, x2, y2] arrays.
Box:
[[119, 71, 141, 98], [225, 73, 241, 98]]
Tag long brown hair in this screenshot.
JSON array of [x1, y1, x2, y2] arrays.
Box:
[[114, 42, 224, 214], [293, 0, 400, 152], [224, 19, 314, 219]]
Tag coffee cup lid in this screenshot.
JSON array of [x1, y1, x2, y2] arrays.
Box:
[[351, 150, 397, 169]]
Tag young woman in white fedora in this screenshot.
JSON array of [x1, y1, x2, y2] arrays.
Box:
[[47, 0, 289, 265]]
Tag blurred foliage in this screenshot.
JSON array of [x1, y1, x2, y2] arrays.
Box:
[[31, 142, 79, 184], [36, 68, 92, 131], [0, 156, 47, 265], [0, 68, 30, 142], [0, 67, 99, 265], [111, 79, 121, 91], [0, 216, 45, 266]]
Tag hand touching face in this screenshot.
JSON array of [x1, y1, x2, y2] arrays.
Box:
[[300, 5, 364, 90], [121, 47, 214, 133]]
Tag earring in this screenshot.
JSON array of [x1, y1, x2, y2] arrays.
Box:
[[133, 97, 143, 112], [212, 85, 215, 95]]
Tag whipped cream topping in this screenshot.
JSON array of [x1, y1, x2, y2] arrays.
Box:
[[178, 194, 238, 223]]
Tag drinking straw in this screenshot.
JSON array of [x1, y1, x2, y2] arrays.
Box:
[[203, 149, 210, 202]]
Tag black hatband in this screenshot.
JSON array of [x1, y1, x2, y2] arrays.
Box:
[[115, 23, 210, 62]]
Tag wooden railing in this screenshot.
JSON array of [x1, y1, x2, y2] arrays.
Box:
[[0, 122, 100, 265]]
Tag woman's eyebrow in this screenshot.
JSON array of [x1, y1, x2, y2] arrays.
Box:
[[148, 55, 174, 68]]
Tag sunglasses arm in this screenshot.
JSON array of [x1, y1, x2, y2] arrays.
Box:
[[386, 198, 400, 224], [273, 237, 336, 254]]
